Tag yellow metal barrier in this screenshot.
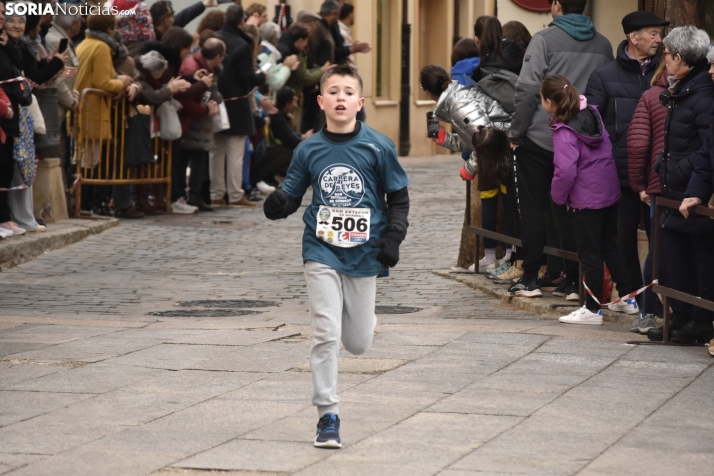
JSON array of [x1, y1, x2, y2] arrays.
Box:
[[71, 89, 172, 217]]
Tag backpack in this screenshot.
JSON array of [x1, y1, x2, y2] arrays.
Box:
[[470, 67, 518, 115]]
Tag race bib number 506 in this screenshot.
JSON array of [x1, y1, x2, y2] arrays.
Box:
[[316, 205, 370, 248]]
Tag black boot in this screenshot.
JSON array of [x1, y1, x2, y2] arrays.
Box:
[[647, 312, 688, 342], [670, 320, 714, 344], [187, 193, 213, 212]]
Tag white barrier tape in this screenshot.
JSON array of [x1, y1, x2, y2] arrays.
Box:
[[582, 277, 658, 307]]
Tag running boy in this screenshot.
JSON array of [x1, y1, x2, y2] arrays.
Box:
[[263, 65, 410, 448]]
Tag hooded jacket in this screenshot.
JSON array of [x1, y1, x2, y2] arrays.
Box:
[[470, 39, 523, 82], [551, 97, 621, 210], [509, 14, 613, 151], [433, 80, 511, 153], [627, 71, 668, 196], [657, 61, 714, 202], [451, 57, 480, 86], [585, 40, 661, 187]]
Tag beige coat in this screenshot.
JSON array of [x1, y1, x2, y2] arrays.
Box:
[[45, 23, 78, 122]]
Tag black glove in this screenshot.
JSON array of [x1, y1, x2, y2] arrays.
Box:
[[371, 230, 403, 267], [264, 190, 290, 220]]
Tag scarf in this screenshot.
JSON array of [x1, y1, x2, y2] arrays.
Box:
[[667, 67, 691, 92], [85, 29, 129, 63]]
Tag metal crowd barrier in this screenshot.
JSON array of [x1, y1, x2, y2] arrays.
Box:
[[463, 181, 586, 307], [71, 89, 172, 217], [649, 196, 714, 345]]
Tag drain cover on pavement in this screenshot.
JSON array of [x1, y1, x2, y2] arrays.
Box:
[[148, 309, 263, 317], [375, 306, 422, 314], [177, 300, 280, 308]]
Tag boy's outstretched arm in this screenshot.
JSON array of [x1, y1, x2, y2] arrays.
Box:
[[372, 187, 410, 267], [264, 190, 303, 220]]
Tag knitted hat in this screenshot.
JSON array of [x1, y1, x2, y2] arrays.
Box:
[[296, 10, 321, 23], [139, 50, 168, 73]]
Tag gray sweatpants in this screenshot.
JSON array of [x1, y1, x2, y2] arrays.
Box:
[[305, 260, 377, 417]]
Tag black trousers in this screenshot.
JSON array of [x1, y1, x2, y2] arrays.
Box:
[[172, 147, 208, 201], [515, 138, 577, 282], [574, 205, 636, 312], [256, 145, 292, 183], [0, 139, 14, 223], [618, 187, 644, 288], [660, 228, 714, 322]]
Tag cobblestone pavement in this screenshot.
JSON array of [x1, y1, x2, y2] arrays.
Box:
[[1, 155, 712, 475]]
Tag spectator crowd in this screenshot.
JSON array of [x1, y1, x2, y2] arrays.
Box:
[[0, 0, 712, 351], [423, 0, 714, 348], [0, 0, 369, 225]]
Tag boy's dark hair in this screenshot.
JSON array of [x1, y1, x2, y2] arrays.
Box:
[[474, 15, 502, 60], [419, 64, 451, 97], [340, 3, 354, 20], [276, 86, 297, 110], [540, 74, 581, 125], [551, 0, 587, 15], [149, 1, 173, 25], [225, 4, 245, 28], [471, 128, 510, 191], [288, 23, 310, 41], [451, 38, 480, 67], [502, 21, 532, 52], [202, 37, 225, 59], [320, 64, 363, 95], [161, 27, 194, 53]]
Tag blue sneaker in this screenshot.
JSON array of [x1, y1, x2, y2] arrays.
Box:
[[314, 413, 342, 448], [608, 297, 640, 315]]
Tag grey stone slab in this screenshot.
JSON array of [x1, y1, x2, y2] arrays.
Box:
[[0, 390, 95, 427], [7, 446, 185, 476], [296, 357, 410, 374], [340, 344, 439, 360], [428, 387, 559, 416], [607, 359, 710, 378], [0, 363, 64, 388], [0, 452, 48, 474], [372, 331, 466, 347], [174, 439, 328, 473], [192, 342, 309, 373], [464, 371, 587, 395], [619, 343, 714, 364], [0, 342, 51, 358], [498, 352, 615, 377], [376, 365, 482, 394], [104, 343, 239, 370], [0, 325, 120, 344], [298, 413, 521, 476], [5, 335, 165, 364], [455, 332, 550, 346], [10, 362, 167, 394], [534, 336, 634, 358]]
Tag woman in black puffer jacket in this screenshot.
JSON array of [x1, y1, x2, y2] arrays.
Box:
[[650, 26, 714, 344]]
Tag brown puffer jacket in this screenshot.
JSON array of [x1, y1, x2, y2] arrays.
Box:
[[627, 71, 668, 195]]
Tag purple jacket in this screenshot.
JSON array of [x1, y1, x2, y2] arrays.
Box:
[[551, 97, 621, 210]]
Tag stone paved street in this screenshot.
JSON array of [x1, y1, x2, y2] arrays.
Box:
[[1, 154, 713, 475]]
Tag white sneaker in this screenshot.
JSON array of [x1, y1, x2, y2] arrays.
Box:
[[256, 181, 276, 194], [0, 227, 13, 239], [171, 198, 198, 214], [0, 221, 25, 235], [27, 224, 47, 232], [559, 306, 603, 325], [607, 297, 640, 315], [478, 254, 497, 273]]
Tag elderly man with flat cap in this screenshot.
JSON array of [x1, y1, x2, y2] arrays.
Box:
[[584, 11, 669, 315]]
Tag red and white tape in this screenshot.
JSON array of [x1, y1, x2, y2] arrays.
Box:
[[582, 277, 658, 307]]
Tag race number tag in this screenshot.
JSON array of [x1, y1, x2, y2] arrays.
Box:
[[316, 205, 370, 248]]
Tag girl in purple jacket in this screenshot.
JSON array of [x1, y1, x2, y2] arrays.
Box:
[[541, 75, 639, 325]]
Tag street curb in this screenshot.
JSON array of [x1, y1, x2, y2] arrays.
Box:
[[433, 269, 640, 326], [0, 218, 119, 271]]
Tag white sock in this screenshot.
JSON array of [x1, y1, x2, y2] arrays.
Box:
[[502, 247, 513, 262], [483, 248, 496, 261]]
